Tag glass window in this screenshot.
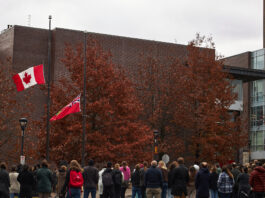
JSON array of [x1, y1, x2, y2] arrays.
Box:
[[251, 130, 265, 151], [256, 56, 264, 70], [231, 80, 242, 101], [251, 80, 265, 102]]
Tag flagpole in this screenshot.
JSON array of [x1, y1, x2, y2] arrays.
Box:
[[46, 15, 52, 161], [82, 31, 87, 167]]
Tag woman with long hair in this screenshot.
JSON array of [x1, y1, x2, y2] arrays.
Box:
[[158, 161, 168, 198], [61, 160, 84, 198], [209, 165, 219, 198], [9, 165, 20, 198], [168, 161, 178, 198], [217, 165, 234, 198], [187, 166, 196, 198]]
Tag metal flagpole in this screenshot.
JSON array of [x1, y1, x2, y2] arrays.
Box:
[[46, 15, 52, 161], [82, 31, 87, 166]]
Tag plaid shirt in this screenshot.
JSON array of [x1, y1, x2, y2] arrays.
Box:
[[217, 172, 234, 193]]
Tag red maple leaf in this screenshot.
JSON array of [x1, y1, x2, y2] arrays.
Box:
[[23, 72, 31, 84]]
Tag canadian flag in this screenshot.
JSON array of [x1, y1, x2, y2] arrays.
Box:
[[13, 64, 45, 91]]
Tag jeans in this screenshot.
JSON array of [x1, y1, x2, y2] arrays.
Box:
[[168, 188, 173, 198], [210, 190, 218, 198], [218, 192, 231, 198], [67, 188, 81, 198], [161, 183, 168, 198], [10, 193, 19, 198], [121, 186, 128, 198], [132, 187, 142, 198], [84, 188, 97, 198]]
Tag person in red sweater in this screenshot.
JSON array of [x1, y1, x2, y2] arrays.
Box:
[[249, 162, 265, 198]]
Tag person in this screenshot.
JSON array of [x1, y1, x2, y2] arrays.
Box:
[[102, 162, 115, 198], [168, 161, 178, 198], [0, 162, 10, 198], [9, 165, 20, 198], [120, 161, 130, 198], [98, 166, 106, 198], [171, 157, 189, 198], [209, 165, 218, 198], [36, 159, 53, 198], [217, 165, 234, 198], [144, 160, 163, 198], [249, 161, 265, 198], [140, 161, 148, 198], [131, 164, 142, 198], [158, 161, 168, 198], [187, 166, 196, 198], [112, 164, 123, 198], [236, 167, 250, 198], [231, 163, 240, 198], [61, 160, 84, 198], [195, 162, 210, 198], [56, 165, 67, 198], [17, 164, 35, 198], [83, 159, 99, 198]]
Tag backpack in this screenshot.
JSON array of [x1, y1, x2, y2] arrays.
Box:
[[69, 170, 83, 188], [114, 171, 122, 185], [102, 171, 114, 187]]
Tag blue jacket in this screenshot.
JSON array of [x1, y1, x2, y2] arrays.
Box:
[[195, 168, 210, 198], [144, 165, 162, 188]]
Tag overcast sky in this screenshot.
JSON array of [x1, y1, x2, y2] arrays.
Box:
[[0, 0, 263, 57]]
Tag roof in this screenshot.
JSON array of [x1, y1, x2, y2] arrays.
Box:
[[223, 65, 265, 82]]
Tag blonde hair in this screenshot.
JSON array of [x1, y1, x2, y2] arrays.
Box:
[[69, 160, 82, 172], [114, 163, 120, 170], [158, 161, 167, 170]]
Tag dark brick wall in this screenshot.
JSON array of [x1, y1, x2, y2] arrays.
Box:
[[0, 27, 14, 64], [223, 52, 251, 69]]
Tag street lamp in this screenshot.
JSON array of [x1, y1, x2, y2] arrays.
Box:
[[19, 118, 27, 162], [153, 129, 159, 161]]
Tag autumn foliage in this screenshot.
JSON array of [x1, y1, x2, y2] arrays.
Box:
[[36, 38, 153, 164], [134, 34, 247, 163]]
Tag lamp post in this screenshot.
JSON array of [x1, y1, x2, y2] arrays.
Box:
[[19, 118, 27, 164], [153, 129, 159, 161]]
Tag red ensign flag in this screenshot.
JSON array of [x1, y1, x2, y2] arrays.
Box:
[[50, 95, 81, 121]]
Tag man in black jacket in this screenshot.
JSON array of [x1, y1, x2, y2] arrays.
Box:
[[195, 162, 210, 198], [171, 157, 189, 198], [145, 160, 163, 198], [0, 162, 10, 198], [83, 159, 99, 198]]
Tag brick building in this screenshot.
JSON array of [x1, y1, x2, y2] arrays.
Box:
[[1, 25, 264, 164]]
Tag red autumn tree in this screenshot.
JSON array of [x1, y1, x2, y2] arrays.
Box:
[[36, 38, 153, 164], [171, 34, 248, 163], [133, 54, 185, 158], [0, 58, 36, 164]]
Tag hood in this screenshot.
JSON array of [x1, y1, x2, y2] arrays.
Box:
[[200, 167, 209, 173], [254, 166, 265, 173]]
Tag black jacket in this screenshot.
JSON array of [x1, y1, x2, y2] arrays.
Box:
[[209, 172, 218, 190], [168, 168, 175, 188], [144, 165, 163, 188], [195, 168, 210, 198], [131, 170, 141, 187], [17, 170, 35, 196], [171, 164, 189, 196], [83, 166, 99, 189], [0, 168, 10, 198]]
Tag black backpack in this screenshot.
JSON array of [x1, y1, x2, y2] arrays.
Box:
[[102, 171, 114, 187], [114, 171, 122, 185]]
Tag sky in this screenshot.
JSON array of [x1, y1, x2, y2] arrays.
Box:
[[0, 0, 263, 57]]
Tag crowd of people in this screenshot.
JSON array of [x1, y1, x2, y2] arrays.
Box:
[[0, 157, 264, 198]]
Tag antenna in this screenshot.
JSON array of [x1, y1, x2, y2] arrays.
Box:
[[27, 14, 31, 27]]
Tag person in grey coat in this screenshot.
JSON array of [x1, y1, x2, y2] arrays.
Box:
[[0, 162, 10, 198]]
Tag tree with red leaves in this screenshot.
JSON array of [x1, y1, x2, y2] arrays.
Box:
[[171, 34, 247, 163], [36, 38, 153, 164], [133, 34, 247, 163]]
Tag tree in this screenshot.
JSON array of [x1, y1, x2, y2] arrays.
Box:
[[171, 34, 248, 163], [133, 34, 247, 163], [36, 38, 153, 164], [0, 58, 35, 164]]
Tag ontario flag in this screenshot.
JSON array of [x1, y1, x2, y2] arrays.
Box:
[[13, 64, 45, 91], [50, 94, 81, 121]]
